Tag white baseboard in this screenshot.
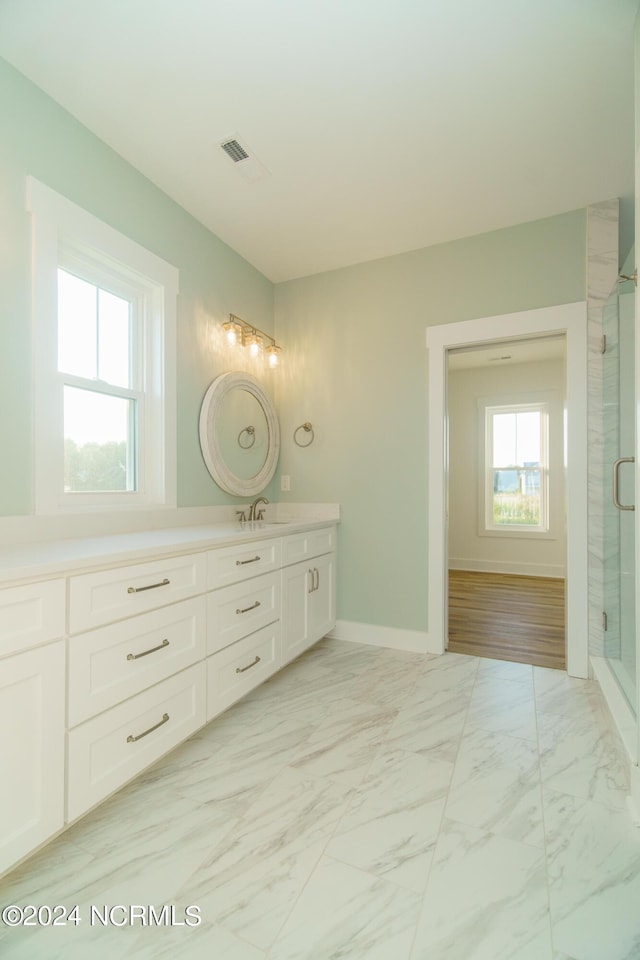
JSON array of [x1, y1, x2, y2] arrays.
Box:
[[328, 619, 441, 655], [448, 558, 565, 578]]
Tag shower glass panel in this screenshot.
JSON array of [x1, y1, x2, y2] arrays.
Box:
[[603, 285, 636, 711]]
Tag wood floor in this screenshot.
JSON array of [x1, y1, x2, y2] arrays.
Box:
[[448, 569, 566, 670]]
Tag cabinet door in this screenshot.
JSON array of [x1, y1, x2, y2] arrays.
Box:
[[0, 641, 65, 875], [281, 561, 313, 665], [282, 553, 336, 666], [309, 552, 336, 642]]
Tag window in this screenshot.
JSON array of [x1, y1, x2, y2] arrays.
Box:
[[483, 402, 549, 534], [27, 178, 178, 514]]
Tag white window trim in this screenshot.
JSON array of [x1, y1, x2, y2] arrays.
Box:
[[27, 177, 178, 514], [478, 397, 551, 538]]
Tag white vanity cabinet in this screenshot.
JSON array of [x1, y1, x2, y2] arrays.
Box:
[[281, 528, 336, 665], [0, 518, 337, 876], [0, 581, 66, 876]]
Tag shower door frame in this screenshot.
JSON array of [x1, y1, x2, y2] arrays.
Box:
[[425, 301, 588, 678]]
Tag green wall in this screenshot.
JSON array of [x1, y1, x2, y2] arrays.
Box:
[[0, 55, 589, 639], [0, 57, 275, 516], [274, 212, 586, 633]]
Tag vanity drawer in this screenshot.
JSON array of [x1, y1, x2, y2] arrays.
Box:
[[282, 526, 336, 566], [69, 553, 207, 633], [207, 571, 280, 655], [67, 662, 206, 822], [207, 537, 281, 589], [0, 580, 65, 658], [68, 596, 206, 726], [206, 620, 281, 720]]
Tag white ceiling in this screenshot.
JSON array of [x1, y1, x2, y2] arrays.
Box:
[[0, 0, 637, 282], [448, 336, 565, 370]]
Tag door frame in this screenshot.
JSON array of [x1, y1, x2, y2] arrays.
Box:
[[426, 301, 588, 678]]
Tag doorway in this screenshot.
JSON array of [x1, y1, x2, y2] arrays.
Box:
[[425, 302, 588, 678], [446, 335, 567, 669]]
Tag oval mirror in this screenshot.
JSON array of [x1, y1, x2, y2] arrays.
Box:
[[199, 372, 280, 496]]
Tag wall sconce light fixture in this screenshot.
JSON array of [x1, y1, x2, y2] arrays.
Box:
[[222, 313, 282, 368]]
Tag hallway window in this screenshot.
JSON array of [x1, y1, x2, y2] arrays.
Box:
[[483, 402, 549, 533]]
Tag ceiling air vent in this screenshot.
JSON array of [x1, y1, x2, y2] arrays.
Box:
[[218, 133, 271, 184], [221, 138, 250, 163]]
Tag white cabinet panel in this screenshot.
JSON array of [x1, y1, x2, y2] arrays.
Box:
[[207, 571, 280, 655], [67, 663, 205, 822], [207, 537, 281, 589], [282, 553, 336, 665], [206, 621, 281, 720], [282, 562, 313, 664], [0, 641, 65, 875], [0, 580, 65, 658], [68, 596, 206, 726], [282, 526, 336, 566], [69, 553, 207, 633], [309, 552, 336, 641]]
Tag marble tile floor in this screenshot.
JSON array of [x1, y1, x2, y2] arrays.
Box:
[[2, 638, 640, 960]]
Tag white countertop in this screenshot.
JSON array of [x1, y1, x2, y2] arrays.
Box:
[[0, 517, 337, 585]]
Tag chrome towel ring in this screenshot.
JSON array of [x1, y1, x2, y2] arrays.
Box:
[[294, 422, 314, 447]]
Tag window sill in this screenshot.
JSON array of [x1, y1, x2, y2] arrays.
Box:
[[479, 527, 557, 541]]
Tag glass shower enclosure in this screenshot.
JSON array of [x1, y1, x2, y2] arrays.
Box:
[[603, 283, 637, 714]]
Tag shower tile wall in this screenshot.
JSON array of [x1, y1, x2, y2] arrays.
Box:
[[586, 198, 619, 660]]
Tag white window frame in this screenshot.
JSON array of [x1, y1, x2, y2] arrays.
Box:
[[27, 177, 178, 514], [479, 396, 551, 538]]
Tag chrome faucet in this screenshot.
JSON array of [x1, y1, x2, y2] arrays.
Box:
[[247, 496, 269, 521]]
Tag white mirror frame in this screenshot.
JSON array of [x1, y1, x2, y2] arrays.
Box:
[[199, 371, 280, 496]]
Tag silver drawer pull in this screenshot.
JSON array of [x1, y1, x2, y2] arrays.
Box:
[[127, 578, 170, 594], [308, 569, 314, 594], [127, 638, 170, 661], [126, 712, 170, 743], [236, 655, 261, 674], [236, 600, 261, 615], [236, 556, 261, 566]]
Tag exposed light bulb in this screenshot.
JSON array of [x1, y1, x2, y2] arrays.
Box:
[[248, 334, 262, 358], [223, 321, 240, 346], [266, 344, 281, 368]]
